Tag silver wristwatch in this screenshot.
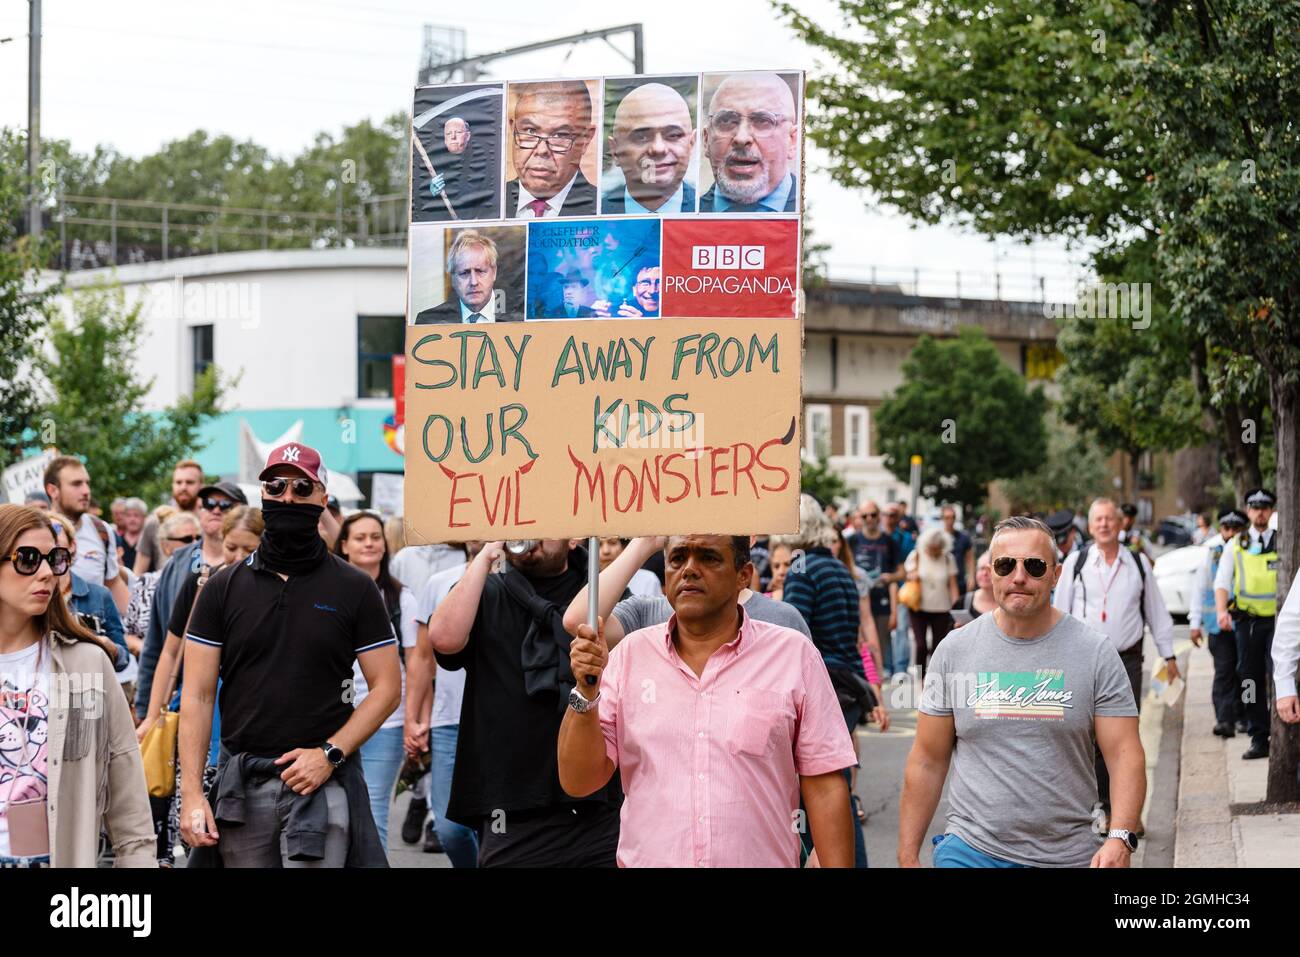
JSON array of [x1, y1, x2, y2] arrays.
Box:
[[568, 685, 601, 713], [1107, 828, 1138, 852]]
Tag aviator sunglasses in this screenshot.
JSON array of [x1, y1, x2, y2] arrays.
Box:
[[2, 546, 72, 576], [261, 477, 319, 499], [991, 556, 1049, 579]]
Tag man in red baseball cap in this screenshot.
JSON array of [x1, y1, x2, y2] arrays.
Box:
[[179, 440, 402, 867]]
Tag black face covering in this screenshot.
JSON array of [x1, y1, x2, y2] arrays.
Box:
[[258, 500, 328, 575]]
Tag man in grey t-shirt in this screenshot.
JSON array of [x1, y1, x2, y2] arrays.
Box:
[[562, 536, 812, 646], [899, 516, 1145, 868]]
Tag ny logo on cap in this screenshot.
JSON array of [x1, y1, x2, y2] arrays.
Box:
[[282, 446, 302, 463]]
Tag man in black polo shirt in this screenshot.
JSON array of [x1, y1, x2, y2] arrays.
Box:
[[429, 538, 621, 867], [178, 442, 401, 867]]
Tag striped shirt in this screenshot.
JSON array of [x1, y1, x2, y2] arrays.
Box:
[[782, 547, 865, 676]]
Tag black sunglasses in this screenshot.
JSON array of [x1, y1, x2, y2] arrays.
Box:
[[992, 556, 1050, 579], [261, 477, 319, 499], [201, 497, 238, 512], [3, 546, 72, 577], [166, 534, 200, 544]]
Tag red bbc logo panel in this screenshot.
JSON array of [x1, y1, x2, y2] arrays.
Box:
[[660, 219, 800, 319]]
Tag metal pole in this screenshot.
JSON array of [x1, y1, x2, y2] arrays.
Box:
[[110, 201, 117, 263], [161, 205, 168, 262], [27, 0, 41, 239], [633, 24, 644, 73], [585, 535, 599, 685]]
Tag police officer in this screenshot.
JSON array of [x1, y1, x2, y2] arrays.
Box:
[[1214, 488, 1279, 759], [1189, 508, 1248, 737], [1046, 508, 1083, 563], [1118, 503, 1155, 566]]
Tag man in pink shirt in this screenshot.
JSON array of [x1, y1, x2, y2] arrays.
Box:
[[557, 534, 856, 867]]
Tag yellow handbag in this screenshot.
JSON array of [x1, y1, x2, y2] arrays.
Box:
[[898, 579, 922, 612], [139, 564, 209, 798]]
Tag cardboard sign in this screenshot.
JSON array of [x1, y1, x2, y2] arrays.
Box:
[[403, 319, 800, 541], [3, 450, 58, 505], [404, 70, 805, 542]]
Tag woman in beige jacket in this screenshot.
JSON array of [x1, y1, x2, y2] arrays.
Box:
[[0, 504, 155, 867]]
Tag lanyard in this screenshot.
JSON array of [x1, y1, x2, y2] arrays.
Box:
[[1095, 550, 1124, 624]]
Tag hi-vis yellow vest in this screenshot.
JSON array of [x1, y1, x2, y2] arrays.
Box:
[[1230, 535, 1278, 617]]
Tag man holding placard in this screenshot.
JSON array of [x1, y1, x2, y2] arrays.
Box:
[[557, 534, 855, 867]]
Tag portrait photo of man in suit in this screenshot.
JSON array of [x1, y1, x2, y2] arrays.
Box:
[[600, 78, 698, 215], [506, 79, 599, 219], [411, 82, 503, 222], [698, 71, 801, 214], [414, 229, 524, 324]]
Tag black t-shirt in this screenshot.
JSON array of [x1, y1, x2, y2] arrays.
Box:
[[436, 547, 621, 824], [847, 531, 898, 617], [186, 550, 396, 757]]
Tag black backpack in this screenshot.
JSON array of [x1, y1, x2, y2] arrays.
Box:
[[1070, 543, 1147, 627]]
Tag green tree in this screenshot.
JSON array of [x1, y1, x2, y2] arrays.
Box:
[[37, 279, 231, 505], [876, 328, 1048, 512], [1000, 412, 1108, 514], [800, 455, 851, 508], [1134, 0, 1300, 801], [0, 131, 55, 468]]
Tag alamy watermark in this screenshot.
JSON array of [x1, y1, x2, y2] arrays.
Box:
[[1043, 282, 1152, 330]]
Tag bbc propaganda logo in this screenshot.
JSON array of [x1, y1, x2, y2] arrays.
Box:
[[690, 246, 766, 270]]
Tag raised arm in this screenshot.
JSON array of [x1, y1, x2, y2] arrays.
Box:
[[428, 542, 504, 655], [563, 537, 663, 638]]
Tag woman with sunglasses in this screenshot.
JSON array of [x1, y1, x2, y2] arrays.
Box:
[[0, 504, 155, 867], [141, 505, 263, 865], [333, 511, 418, 852]]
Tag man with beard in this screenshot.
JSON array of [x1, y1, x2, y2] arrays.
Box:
[[593, 261, 660, 318], [43, 455, 130, 614], [558, 535, 855, 867], [601, 82, 698, 214], [698, 72, 800, 213], [134, 459, 204, 575], [506, 80, 598, 218], [427, 538, 622, 867], [424, 117, 496, 221], [180, 442, 401, 866]]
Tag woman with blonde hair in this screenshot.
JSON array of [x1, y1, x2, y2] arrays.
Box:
[[0, 504, 154, 867], [903, 525, 960, 678]]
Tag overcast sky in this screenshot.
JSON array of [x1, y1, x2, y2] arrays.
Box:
[[0, 0, 1091, 300]]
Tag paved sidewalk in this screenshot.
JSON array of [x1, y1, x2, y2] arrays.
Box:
[[1174, 642, 1300, 867]]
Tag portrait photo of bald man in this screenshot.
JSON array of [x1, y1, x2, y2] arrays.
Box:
[[600, 76, 699, 215], [698, 71, 802, 214], [411, 82, 503, 222], [505, 79, 600, 219]]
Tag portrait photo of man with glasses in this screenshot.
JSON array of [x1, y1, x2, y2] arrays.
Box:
[[505, 79, 600, 219], [698, 71, 802, 214]]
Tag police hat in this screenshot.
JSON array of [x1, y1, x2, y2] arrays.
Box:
[[1045, 508, 1075, 541], [1120, 502, 1138, 518], [1244, 487, 1276, 509], [1217, 509, 1248, 529]]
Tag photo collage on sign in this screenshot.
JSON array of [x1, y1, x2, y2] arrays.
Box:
[[407, 71, 804, 324]]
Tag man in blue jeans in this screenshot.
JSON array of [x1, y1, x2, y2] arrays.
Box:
[[898, 516, 1146, 868], [405, 548, 481, 867]]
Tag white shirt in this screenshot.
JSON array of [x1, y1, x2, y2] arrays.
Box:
[[388, 544, 466, 595], [0, 641, 49, 857], [1188, 533, 1225, 631], [458, 297, 496, 323], [1053, 545, 1175, 657], [1213, 525, 1274, 596], [1272, 582, 1300, 699], [72, 513, 119, 586], [628, 568, 662, 599], [623, 182, 686, 215], [416, 562, 469, 728], [352, 587, 418, 730], [514, 174, 579, 218]]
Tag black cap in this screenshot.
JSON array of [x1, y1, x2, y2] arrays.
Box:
[[1120, 502, 1138, 518], [1244, 487, 1276, 508], [197, 480, 248, 505], [1045, 508, 1075, 541], [1217, 509, 1248, 528]]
